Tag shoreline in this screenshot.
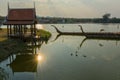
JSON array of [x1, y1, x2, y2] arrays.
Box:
[[0, 29, 51, 62]]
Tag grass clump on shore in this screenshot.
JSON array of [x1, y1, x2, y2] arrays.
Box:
[[0, 29, 7, 41], [36, 29, 52, 39]]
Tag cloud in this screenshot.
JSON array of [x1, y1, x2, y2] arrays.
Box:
[[35, 0, 100, 18], [0, 0, 120, 18]]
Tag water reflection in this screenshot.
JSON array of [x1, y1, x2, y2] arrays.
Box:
[[60, 35, 120, 58], [37, 55, 42, 61], [8, 54, 38, 73], [7, 39, 47, 73], [7, 53, 44, 73], [99, 43, 104, 47], [1, 38, 48, 80], [0, 67, 9, 80], [1, 24, 120, 80], [37, 53, 44, 63]]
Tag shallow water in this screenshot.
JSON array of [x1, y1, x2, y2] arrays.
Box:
[[0, 23, 120, 80]]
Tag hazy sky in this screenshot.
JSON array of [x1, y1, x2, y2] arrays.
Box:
[[0, 0, 120, 18]]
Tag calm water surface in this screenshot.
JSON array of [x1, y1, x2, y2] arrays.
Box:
[[0, 23, 120, 80]]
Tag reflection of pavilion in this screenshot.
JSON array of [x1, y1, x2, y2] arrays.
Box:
[[7, 33, 47, 73], [8, 54, 38, 73]]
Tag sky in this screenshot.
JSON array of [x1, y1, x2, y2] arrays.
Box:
[[0, 0, 120, 18]]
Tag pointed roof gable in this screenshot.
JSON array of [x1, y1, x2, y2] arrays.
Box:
[[7, 9, 35, 21], [4, 8, 37, 25]]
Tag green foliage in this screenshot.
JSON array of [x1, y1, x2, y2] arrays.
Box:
[[36, 29, 51, 39], [103, 13, 111, 19]]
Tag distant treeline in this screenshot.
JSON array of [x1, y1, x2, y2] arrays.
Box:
[[38, 13, 120, 23], [0, 15, 120, 24], [38, 17, 120, 24], [0, 16, 4, 25]]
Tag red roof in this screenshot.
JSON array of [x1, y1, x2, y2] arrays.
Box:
[[7, 9, 35, 21], [4, 8, 37, 25]]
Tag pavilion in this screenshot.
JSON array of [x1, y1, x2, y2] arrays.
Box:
[[3, 3, 37, 38]]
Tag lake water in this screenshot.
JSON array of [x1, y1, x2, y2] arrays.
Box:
[[0, 23, 120, 80]]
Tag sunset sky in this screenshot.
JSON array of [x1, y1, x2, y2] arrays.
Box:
[[0, 0, 120, 18]]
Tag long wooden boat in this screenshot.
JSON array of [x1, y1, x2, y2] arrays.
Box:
[[51, 25, 120, 40]]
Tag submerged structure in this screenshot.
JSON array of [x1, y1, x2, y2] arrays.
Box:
[[3, 3, 37, 39]]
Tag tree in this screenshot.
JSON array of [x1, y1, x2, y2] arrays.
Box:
[[102, 13, 111, 22]]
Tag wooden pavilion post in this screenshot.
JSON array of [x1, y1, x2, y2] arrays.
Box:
[[21, 25, 23, 39], [13, 25, 15, 35], [33, 24, 36, 36], [7, 25, 9, 37], [19, 25, 22, 39], [15, 25, 17, 34], [20, 25, 22, 35], [18, 25, 20, 37], [23, 25, 25, 34], [16, 25, 18, 33], [31, 25, 33, 36], [10, 25, 12, 36]]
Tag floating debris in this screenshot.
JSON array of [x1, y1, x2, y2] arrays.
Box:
[[100, 29, 104, 32], [83, 55, 87, 57], [117, 24, 119, 29], [71, 53, 73, 56], [99, 43, 103, 47], [76, 54, 78, 56], [75, 51, 78, 53]]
